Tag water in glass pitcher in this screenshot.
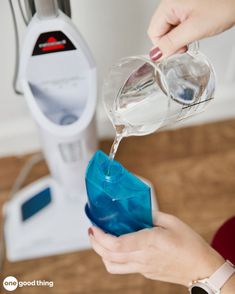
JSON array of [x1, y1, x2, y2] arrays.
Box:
[[108, 77, 167, 161], [114, 63, 168, 136], [108, 74, 168, 161]]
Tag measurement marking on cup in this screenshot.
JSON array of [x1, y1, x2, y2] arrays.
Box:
[[182, 97, 214, 109]]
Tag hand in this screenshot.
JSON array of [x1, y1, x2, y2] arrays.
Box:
[[88, 212, 224, 287], [148, 0, 235, 60]]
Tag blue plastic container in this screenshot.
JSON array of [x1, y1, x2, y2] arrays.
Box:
[[85, 150, 153, 236]]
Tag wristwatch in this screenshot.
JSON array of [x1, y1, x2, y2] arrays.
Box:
[[189, 260, 235, 294]]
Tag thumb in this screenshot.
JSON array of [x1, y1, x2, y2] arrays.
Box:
[[150, 18, 200, 60], [154, 211, 181, 230]]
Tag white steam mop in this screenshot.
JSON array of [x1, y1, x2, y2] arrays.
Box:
[[4, 0, 97, 261]]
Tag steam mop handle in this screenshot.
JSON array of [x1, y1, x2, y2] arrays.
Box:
[[35, 0, 59, 19]]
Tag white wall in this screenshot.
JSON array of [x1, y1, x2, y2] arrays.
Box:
[[0, 0, 235, 156]]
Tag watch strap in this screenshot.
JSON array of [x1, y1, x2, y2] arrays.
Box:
[[207, 260, 235, 291]]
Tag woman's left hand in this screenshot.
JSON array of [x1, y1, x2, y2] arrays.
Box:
[[88, 212, 224, 287]]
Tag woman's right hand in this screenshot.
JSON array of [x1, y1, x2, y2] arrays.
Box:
[[148, 0, 235, 60]]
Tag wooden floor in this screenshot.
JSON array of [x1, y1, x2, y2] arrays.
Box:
[[1, 119, 235, 293]]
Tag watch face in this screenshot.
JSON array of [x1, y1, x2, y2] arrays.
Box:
[[191, 286, 209, 294]]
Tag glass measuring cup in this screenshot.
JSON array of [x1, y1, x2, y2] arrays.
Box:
[[103, 43, 216, 138]]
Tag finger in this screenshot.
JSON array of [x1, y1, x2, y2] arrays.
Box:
[[153, 211, 180, 229], [102, 259, 140, 275], [149, 30, 187, 60], [148, 1, 184, 45], [89, 235, 135, 264], [148, 3, 176, 43], [156, 18, 201, 57], [149, 20, 172, 46], [91, 226, 153, 252], [176, 46, 188, 54], [90, 226, 123, 251], [118, 229, 153, 251]]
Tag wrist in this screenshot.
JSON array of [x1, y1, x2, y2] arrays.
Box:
[[188, 259, 235, 294], [187, 247, 225, 287]]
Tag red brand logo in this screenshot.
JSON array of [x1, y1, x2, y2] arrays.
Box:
[[39, 37, 66, 52], [33, 31, 76, 56]]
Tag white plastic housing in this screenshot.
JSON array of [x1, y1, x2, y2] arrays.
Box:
[[19, 11, 97, 200], [3, 9, 98, 261]]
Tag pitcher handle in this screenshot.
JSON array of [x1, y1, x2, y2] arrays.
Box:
[[188, 41, 199, 54]]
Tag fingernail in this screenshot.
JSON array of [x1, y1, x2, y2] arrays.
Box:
[[150, 47, 162, 61], [88, 227, 94, 237]]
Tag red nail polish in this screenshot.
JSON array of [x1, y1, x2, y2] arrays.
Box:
[[150, 47, 162, 61], [88, 227, 94, 236]]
